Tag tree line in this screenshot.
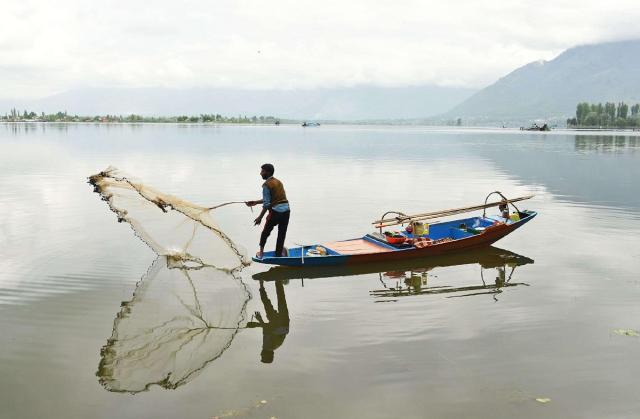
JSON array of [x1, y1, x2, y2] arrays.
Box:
[[567, 102, 640, 128], [1, 109, 281, 124]]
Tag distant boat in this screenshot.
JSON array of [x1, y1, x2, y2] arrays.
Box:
[[520, 123, 550, 131], [302, 122, 320, 127]]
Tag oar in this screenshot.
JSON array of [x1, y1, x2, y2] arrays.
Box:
[[373, 194, 534, 227]]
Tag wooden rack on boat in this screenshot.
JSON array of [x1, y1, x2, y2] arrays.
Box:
[[373, 191, 534, 228]]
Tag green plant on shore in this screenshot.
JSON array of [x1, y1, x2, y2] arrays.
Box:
[[567, 102, 640, 128]]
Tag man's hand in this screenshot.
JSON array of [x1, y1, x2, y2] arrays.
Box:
[[254, 216, 263, 226], [245, 200, 256, 207]]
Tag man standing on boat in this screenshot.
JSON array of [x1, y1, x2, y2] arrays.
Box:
[[246, 163, 290, 258]]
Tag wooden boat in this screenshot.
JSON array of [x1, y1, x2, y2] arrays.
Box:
[[253, 245, 533, 282], [252, 192, 536, 267]]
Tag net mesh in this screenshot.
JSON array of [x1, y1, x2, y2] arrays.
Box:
[[89, 166, 249, 271], [97, 257, 251, 393]]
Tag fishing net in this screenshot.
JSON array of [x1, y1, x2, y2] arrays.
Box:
[[97, 257, 251, 393], [89, 167, 249, 271]]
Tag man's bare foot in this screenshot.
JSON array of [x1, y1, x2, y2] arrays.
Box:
[[256, 250, 264, 259]]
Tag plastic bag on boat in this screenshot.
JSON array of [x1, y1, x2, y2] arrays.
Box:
[[97, 257, 251, 393], [89, 166, 249, 271]]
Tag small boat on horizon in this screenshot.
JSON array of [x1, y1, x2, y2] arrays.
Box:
[[521, 123, 551, 131], [301, 122, 320, 127]]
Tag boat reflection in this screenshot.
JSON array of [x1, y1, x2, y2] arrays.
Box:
[[371, 258, 528, 302], [253, 246, 533, 301], [96, 257, 251, 393]]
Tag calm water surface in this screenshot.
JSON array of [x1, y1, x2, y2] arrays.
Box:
[[1, 124, 639, 419]]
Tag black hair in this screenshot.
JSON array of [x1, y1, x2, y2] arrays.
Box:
[[261, 163, 275, 176]]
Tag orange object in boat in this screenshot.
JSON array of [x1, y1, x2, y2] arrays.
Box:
[[386, 235, 406, 244]]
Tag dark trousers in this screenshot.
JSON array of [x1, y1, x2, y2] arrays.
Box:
[[260, 210, 290, 256]]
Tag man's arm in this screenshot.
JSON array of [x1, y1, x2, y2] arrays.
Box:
[[246, 311, 265, 328], [245, 199, 264, 206], [252, 185, 271, 225], [245, 199, 267, 225], [254, 207, 267, 225]]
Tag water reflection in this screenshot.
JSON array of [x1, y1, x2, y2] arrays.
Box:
[[2, 122, 70, 135], [575, 135, 640, 153], [254, 246, 533, 302], [96, 257, 250, 393], [371, 253, 530, 302], [246, 280, 290, 364]]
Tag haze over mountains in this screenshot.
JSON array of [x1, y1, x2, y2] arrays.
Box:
[[446, 39, 640, 122], [2, 39, 639, 122], [0, 86, 476, 121]]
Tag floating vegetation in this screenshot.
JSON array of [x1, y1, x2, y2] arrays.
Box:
[[613, 329, 639, 337], [212, 398, 275, 418]]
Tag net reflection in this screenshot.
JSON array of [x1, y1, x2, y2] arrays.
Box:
[[253, 246, 533, 302], [96, 257, 250, 393]]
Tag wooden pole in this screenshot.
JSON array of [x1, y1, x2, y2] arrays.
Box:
[[206, 201, 247, 210], [372, 194, 534, 228]]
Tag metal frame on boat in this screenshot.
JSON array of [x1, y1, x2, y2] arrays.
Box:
[[252, 192, 536, 267]]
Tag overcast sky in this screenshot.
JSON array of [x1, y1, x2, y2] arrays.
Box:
[[2, 0, 639, 99]]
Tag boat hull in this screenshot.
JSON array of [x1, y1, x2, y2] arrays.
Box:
[[253, 246, 534, 282], [253, 211, 536, 267]]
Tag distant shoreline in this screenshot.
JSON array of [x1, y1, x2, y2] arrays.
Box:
[[3, 121, 640, 133], [0, 120, 288, 126]]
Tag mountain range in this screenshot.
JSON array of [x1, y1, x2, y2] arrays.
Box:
[[445, 39, 640, 122], [2, 39, 640, 122], [0, 85, 476, 121]]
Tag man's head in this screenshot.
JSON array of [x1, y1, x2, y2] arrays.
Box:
[[260, 163, 274, 180]]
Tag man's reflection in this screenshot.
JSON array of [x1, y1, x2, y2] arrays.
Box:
[[247, 280, 290, 364]]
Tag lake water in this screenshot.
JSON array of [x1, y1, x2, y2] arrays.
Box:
[[1, 123, 639, 419]]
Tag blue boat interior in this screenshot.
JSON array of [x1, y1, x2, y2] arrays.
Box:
[[282, 246, 342, 258], [256, 210, 536, 261]]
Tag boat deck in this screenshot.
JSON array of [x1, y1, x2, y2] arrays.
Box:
[[321, 239, 393, 255]]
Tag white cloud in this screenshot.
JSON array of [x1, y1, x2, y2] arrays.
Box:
[[1, 0, 639, 98]]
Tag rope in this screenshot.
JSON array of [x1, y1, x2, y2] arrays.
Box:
[[207, 201, 252, 211]]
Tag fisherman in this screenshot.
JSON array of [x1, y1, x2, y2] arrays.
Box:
[[246, 163, 290, 258], [246, 280, 290, 364]]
